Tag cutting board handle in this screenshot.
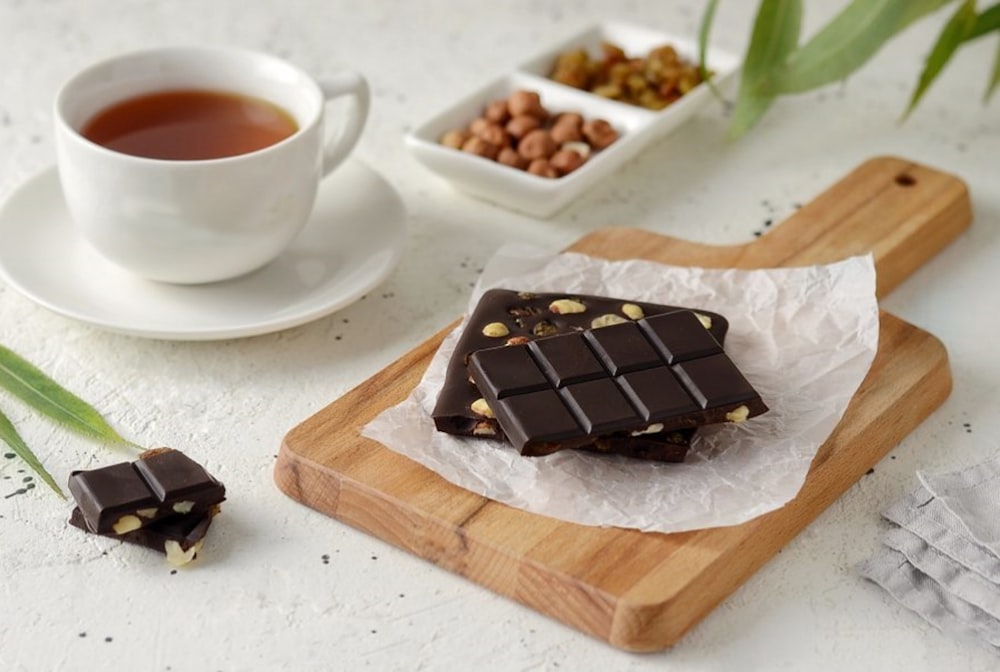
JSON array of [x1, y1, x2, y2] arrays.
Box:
[[577, 156, 971, 298]]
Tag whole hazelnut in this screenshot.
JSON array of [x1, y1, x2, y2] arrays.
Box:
[[527, 158, 558, 178], [507, 90, 548, 120], [497, 147, 528, 170], [461, 135, 500, 160], [440, 128, 471, 149], [518, 129, 557, 161], [550, 113, 584, 144], [484, 99, 511, 124], [550, 148, 586, 175], [468, 117, 492, 137], [582, 118, 619, 150], [505, 114, 541, 141], [472, 121, 510, 149]]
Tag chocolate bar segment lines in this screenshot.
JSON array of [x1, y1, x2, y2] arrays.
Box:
[[432, 289, 730, 439], [68, 448, 226, 535], [528, 333, 605, 386], [468, 310, 767, 455], [134, 448, 224, 504]]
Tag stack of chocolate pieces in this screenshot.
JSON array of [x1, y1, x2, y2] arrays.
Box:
[[432, 289, 767, 461], [67, 448, 226, 566]]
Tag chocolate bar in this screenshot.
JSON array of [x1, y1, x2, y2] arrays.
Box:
[[432, 289, 729, 460], [69, 506, 216, 567], [68, 448, 226, 535], [468, 310, 767, 456], [578, 426, 692, 462]]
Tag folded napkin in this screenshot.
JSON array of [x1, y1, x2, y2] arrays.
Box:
[[859, 455, 1000, 651]]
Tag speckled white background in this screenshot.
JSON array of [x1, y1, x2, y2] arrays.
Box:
[[1, 1, 998, 671]]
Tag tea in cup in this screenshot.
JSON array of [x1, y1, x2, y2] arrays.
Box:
[[54, 46, 369, 284]]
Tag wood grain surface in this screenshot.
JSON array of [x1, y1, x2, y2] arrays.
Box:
[[274, 156, 972, 651]]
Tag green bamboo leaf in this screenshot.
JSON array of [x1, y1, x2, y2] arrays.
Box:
[[903, 0, 979, 119], [987, 31, 1000, 101], [0, 406, 65, 498], [0, 344, 137, 449], [971, 3, 1000, 101], [774, 0, 954, 94], [969, 3, 1000, 39], [729, 0, 803, 138], [698, 0, 724, 99]]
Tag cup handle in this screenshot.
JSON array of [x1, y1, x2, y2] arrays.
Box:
[[317, 71, 370, 177]]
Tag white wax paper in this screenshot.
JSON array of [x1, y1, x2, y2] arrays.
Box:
[[362, 246, 880, 533]]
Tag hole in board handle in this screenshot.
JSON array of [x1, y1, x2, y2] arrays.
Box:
[[895, 173, 917, 187]]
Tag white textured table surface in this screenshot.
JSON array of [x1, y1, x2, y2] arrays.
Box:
[[2, 1, 999, 670]]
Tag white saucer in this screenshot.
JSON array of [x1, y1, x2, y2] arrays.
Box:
[[0, 159, 407, 340]]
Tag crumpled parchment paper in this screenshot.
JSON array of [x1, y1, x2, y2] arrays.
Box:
[[362, 246, 879, 533]]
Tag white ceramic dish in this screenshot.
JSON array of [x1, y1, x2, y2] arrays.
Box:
[[0, 159, 407, 340], [405, 21, 741, 218]]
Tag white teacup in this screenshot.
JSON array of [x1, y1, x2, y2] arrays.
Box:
[[54, 47, 369, 284]]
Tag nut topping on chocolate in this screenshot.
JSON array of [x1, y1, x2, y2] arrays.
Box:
[[112, 515, 143, 535], [725, 405, 750, 423], [591, 314, 628, 329], [549, 298, 586, 314], [472, 421, 498, 436], [164, 539, 203, 567], [482, 322, 510, 338], [621, 303, 645, 320], [695, 313, 713, 329], [631, 423, 665, 436], [172, 500, 196, 514], [532, 320, 559, 337], [471, 398, 495, 418]]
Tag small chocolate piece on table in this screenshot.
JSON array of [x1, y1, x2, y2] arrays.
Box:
[[68, 448, 225, 535], [432, 289, 729, 461], [69, 506, 217, 567], [468, 310, 767, 456]]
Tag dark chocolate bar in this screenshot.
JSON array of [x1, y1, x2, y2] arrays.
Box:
[[68, 448, 226, 535], [69, 506, 216, 567], [468, 310, 767, 456], [580, 426, 692, 462], [432, 289, 729, 460]]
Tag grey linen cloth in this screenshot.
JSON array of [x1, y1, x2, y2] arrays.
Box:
[[858, 456, 1000, 651]]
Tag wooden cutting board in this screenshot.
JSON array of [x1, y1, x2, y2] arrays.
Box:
[[275, 156, 971, 651]]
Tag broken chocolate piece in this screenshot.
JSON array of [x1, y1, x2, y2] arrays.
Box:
[[68, 448, 225, 535], [468, 310, 767, 456], [432, 289, 729, 461], [69, 506, 216, 567]]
